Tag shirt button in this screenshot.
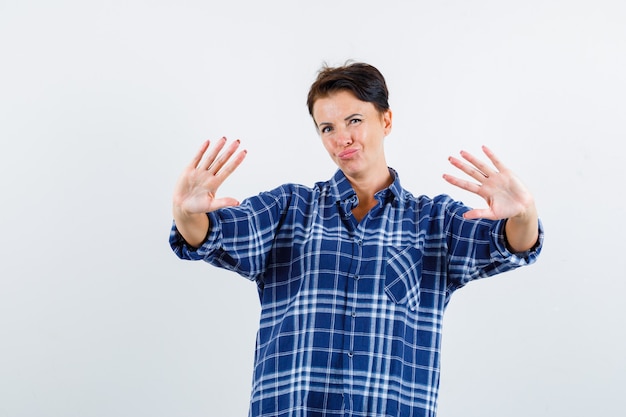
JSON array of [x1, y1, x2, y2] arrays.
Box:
[[351, 311, 357, 317], [353, 275, 359, 280], [347, 351, 354, 358]]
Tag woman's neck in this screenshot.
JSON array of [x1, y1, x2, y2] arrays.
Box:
[[345, 166, 393, 221]]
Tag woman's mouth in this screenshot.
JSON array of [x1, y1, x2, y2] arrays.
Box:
[[338, 149, 358, 159]]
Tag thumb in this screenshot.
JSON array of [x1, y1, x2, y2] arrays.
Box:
[[211, 197, 241, 211], [462, 208, 493, 220]]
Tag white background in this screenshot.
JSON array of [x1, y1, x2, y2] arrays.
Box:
[[1, 1, 625, 416]]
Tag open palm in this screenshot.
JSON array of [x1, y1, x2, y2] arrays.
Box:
[[173, 137, 247, 215], [443, 146, 534, 220]]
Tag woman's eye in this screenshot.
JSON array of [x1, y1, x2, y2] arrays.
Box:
[[321, 126, 332, 133], [350, 118, 362, 124]]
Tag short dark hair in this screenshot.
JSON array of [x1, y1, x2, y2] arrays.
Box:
[[306, 62, 390, 118]]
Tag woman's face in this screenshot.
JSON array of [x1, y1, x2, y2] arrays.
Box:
[[312, 90, 392, 181]]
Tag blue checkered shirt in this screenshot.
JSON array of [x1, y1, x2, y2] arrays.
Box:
[[170, 168, 543, 417]]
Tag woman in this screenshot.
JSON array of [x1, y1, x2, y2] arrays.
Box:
[[170, 62, 543, 417]]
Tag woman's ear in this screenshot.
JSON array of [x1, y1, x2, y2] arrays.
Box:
[[383, 109, 393, 135]]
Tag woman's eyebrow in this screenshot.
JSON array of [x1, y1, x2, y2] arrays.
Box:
[[344, 113, 363, 121]]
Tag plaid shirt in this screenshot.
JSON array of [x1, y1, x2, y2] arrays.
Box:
[[170, 169, 543, 417]]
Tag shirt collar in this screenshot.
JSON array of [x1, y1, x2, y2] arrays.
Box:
[[384, 167, 405, 203], [329, 168, 405, 205]]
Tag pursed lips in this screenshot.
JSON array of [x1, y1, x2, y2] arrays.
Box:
[[338, 148, 358, 159]]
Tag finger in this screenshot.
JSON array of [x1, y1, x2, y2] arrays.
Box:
[[209, 139, 242, 174], [214, 148, 247, 180], [198, 137, 228, 171], [462, 207, 495, 220], [211, 197, 241, 211], [206, 152, 247, 209], [481, 145, 506, 172], [458, 150, 493, 178], [442, 173, 482, 194], [448, 155, 488, 182], [189, 140, 211, 169]]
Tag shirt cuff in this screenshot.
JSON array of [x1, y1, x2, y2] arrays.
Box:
[[493, 218, 544, 265], [169, 212, 223, 261]]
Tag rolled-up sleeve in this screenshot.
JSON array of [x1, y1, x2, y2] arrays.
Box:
[[169, 212, 223, 261], [442, 196, 545, 289], [169, 187, 288, 280], [491, 217, 545, 265]]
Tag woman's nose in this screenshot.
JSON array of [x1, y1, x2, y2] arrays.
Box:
[[335, 127, 353, 146]]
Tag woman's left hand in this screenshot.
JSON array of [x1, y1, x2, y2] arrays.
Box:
[[443, 146, 535, 221]]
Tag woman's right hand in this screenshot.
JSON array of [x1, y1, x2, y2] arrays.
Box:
[[173, 137, 247, 216], [172, 138, 247, 247]]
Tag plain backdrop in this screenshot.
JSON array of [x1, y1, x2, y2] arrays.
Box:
[[1, 1, 625, 416]]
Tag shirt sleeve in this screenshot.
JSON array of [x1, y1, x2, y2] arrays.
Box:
[[440, 196, 544, 290], [169, 187, 288, 280]]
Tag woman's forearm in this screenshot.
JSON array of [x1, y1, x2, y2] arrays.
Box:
[[173, 206, 210, 248], [504, 203, 539, 253]]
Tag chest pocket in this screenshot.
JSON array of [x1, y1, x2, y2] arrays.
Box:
[[384, 245, 423, 311]]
